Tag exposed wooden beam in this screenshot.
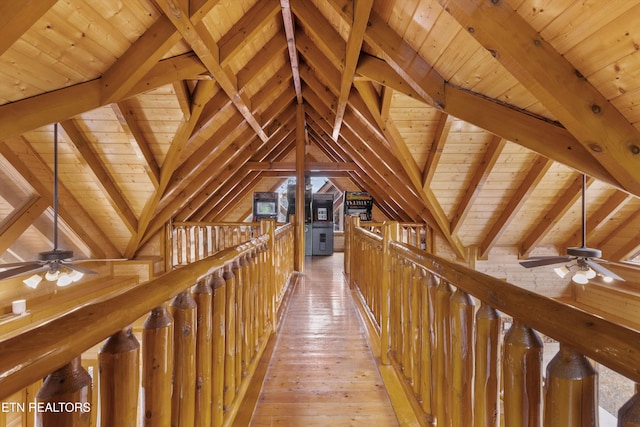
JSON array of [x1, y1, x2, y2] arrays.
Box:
[[355, 54, 423, 101], [519, 174, 595, 259], [422, 112, 453, 190], [60, 120, 139, 234], [112, 101, 161, 188], [237, 33, 288, 89], [280, 0, 303, 103], [295, 103, 306, 271], [601, 207, 640, 261], [479, 156, 553, 258], [0, 0, 57, 56], [100, 15, 183, 105], [0, 196, 48, 255], [155, 0, 269, 142], [450, 135, 506, 235], [608, 213, 640, 261], [438, 0, 640, 197], [243, 161, 357, 172], [0, 53, 208, 141], [172, 81, 193, 120], [331, 0, 373, 140]]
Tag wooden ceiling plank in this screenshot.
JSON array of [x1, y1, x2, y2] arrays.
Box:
[[218, 0, 281, 67], [450, 135, 506, 235], [296, 31, 341, 94], [609, 214, 640, 261], [250, 64, 294, 111], [237, 32, 288, 89], [0, 139, 119, 259], [0, 0, 57, 56], [519, 175, 595, 259], [565, 191, 633, 251], [155, 0, 269, 142], [61, 119, 139, 234], [0, 196, 49, 255], [355, 80, 466, 259], [422, 112, 453, 190], [112, 102, 161, 188], [479, 156, 554, 259], [207, 169, 264, 221], [439, 0, 640, 197], [0, 53, 208, 141], [331, 0, 374, 140]]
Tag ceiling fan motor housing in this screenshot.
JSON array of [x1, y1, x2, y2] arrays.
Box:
[[567, 247, 602, 258], [38, 250, 74, 262]]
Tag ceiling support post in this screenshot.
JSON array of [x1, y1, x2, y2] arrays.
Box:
[[294, 103, 306, 272]]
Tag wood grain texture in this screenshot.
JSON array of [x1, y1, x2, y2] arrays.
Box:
[[250, 255, 399, 426]]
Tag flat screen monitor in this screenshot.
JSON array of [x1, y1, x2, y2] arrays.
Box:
[[256, 201, 276, 215]]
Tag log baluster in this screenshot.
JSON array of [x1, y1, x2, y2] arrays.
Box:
[[223, 263, 237, 409], [474, 302, 501, 427], [193, 278, 213, 427], [434, 280, 454, 427], [544, 344, 598, 426], [142, 306, 173, 426], [98, 327, 140, 427], [503, 321, 543, 427], [450, 288, 474, 427], [171, 291, 197, 427], [211, 271, 226, 427], [409, 263, 422, 395], [419, 272, 436, 416], [35, 357, 92, 427]]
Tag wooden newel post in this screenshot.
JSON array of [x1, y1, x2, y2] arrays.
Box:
[[544, 344, 598, 427], [142, 306, 173, 426], [99, 327, 140, 427], [223, 263, 237, 409], [619, 391, 640, 426], [36, 356, 92, 427], [171, 291, 197, 427], [211, 271, 226, 427], [193, 278, 213, 427], [450, 289, 475, 427], [474, 302, 501, 427], [503, 321, 543, 427]]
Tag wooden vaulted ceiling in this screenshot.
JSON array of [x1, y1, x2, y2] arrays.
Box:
[[1, 0, 640, 268]]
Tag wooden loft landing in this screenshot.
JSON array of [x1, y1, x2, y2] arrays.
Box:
[[245, 254, 401, 426]]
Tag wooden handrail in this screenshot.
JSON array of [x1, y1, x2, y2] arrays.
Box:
[[0, 236, 267, 401]]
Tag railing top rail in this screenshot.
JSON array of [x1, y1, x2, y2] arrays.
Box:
[[172, 221, 260, 227], [274, 223, 293, 239], [0, 235, 268, 401], [388, 239, 640, 384]]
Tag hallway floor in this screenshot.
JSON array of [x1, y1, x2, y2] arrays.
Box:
[[249, 254, 400, 426]]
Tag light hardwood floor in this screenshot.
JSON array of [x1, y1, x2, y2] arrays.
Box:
[[249, 254, 400, 426]]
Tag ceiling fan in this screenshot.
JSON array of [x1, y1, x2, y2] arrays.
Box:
[[0, 123, 97, 288], [519, 174, 624, 284]]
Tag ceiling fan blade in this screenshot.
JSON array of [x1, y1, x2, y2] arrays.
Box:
[[519, 256, 573, 268], [0, 263, 46, 280], [585, 259, 625, 282], [64, 264, 98, 275]]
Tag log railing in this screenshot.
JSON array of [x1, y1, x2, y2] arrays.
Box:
[[347, 218, 640, 426], [0, 220, 294, 427], [168, 221, 263, 268]]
